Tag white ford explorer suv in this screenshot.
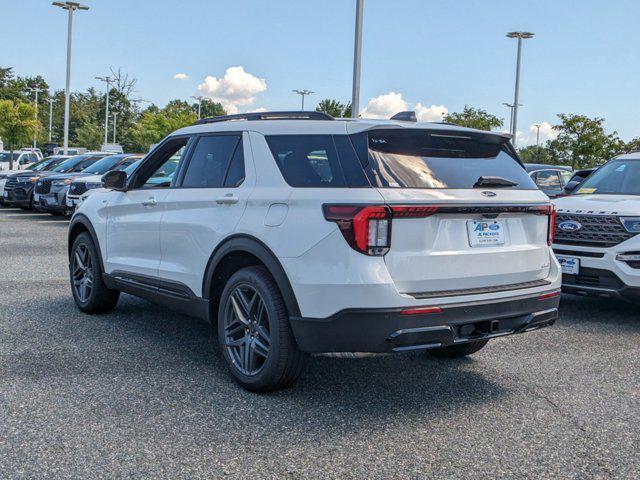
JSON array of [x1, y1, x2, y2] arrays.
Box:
[[553, 152, 640, 300], [67, 111, 561, 391]]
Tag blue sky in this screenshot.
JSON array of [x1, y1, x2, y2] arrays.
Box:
[[3, 0, 639, 145]]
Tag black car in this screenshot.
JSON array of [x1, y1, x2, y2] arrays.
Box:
[[2, 155, 70, 210], [524, 163, 573, 197], [33, 153, 109, 215]]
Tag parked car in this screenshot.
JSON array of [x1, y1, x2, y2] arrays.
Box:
[[2, 155, 71, 209], [560, 168, 596, 196], [33, 153, 109, 215], [524, 164, 573, 197], [553, 153, 640, 300], [68, 111, 561, 392], [0, 150, 43, 171], [53, 147, 87, 156], [65, 154, 143, 211]]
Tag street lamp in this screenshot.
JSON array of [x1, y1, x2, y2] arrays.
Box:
[[506, 31, 534, 147], [351, 0, 364, 118], [95, 75, 112, 146], [28, 87, 43, 148], [191, 95, 204, 119], [502, 102, 522, 140], [112, 112, 118, 144], [292, 89, 314, 110], [46, 98, 55, 142], [533, 123, 542, 160], [52, 1, 90, 155]]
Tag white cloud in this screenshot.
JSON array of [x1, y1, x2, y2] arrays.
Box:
[[359, 92, 448, 122], [197, 66, 267, 115], [173, 73, 189, 80], [516, 121, 558, 146], [359, 92, 407, 119], [414, 103, 448, 122], [246, 107, 267, 113]]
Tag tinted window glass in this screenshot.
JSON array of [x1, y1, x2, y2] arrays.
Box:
[[265, 135, 347, 187], [576, 160, 640, 195], [182, 135, 240, 188], [534, 171, 561, 189], [362, 129, 536, 190], [224, 142, 245, 187], [559, 171, 573, 184], [81, 155, 128, 174], [51, 155, 94, 173]]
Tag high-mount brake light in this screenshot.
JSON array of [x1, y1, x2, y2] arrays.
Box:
[[323, 205, 391, 256]]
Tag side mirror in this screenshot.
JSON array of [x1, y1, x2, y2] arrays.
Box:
[[102, 170, 127, 191], [563, 180, 581, 194]]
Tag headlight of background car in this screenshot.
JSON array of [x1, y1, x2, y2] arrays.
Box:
[[52, 179, 73, 187], [85, 182, 103, 190], [620, 217, 640, 233]]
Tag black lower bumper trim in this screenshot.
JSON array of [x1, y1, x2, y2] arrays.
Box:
[[290, 293, 560, 353], [561, 267, 640, 301]]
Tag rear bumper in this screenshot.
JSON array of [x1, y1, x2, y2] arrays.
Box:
[[289, 292, 560, 353]]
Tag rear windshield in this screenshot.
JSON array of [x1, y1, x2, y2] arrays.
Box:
[[359, 129, 536, 190], [575, 159, 640, 195], [81, 155, 130, 174]]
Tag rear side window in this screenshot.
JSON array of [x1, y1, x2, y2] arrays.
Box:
[[355, 129, 537, 190], [265, 135, 368, 187], [534, 170, 561, 189], [182, 135, 242, 188]]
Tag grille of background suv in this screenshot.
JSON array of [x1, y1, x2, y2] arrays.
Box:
[[554, 213, 635, 248], [35, 179, 52, 194], [69, 183, 88, 196]]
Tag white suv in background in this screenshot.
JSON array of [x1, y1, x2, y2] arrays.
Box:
[[553, 152, 640, 300], [68, 111, 561, 391]]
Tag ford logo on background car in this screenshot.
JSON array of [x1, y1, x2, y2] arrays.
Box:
[[558, 220, 583, 232]]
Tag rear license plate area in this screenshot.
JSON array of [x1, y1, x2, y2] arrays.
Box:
[[467, 220, 505, 247]]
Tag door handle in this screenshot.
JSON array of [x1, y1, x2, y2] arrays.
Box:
[[216, 193, 239, 205], [142, 196, 157, 207]]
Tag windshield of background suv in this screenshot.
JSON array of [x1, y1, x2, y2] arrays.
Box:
[[27, 157, 53, 171], [359, 129, 537, 190], [51, 155, 105, 173], [0, 152, 18, 161], [575, 159, 640, 195], [81, 155, 133, 174]]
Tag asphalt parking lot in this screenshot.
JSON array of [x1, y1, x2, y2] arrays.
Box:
[[0, 207, 639, 479]]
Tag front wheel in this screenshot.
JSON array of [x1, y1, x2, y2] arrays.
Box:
[[70, 232, 120, 313], [217, 266, 308, 392], [426, 339, 489, 359]]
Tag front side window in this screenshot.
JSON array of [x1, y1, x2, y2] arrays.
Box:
[[576, 159, 640, 195], [357, 129, 536, 190], [534, 170, 561, 189], [182, 135, 242, 188], [129, 137, 189, 189]]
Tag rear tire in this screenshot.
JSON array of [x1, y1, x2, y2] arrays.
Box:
[[70, 232, 120, 314], [427, 339, 489, 359], [217, 266, 308, 392]]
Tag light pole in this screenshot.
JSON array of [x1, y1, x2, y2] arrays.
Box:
[[502, 102, 522, 140], [95, 75, 112, 146], [506, 31, 534, 147], [46, 98, 55, 142], [52, 2, 89, 155], [191, 95, 203, 119], [292, 89, 313, 110], [533, 123, 542, 160], [351, 0, 364, 118], [112, 112, 118, 143], [28, 87, 43, 148]]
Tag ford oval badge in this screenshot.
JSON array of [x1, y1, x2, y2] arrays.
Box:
[[481, 191, 497, 197], [558, 220, 583, 232]]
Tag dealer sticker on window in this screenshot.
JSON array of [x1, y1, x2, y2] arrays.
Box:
[[467, 220, 505, 247]]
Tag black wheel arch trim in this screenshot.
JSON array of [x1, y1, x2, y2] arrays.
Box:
[[68, 214, 106, 272], [202, 234, 301, 318]]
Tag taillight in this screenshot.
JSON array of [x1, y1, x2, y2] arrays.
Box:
[[529, 205, 556, 246], [389, 205, 440, 218], [323, 205, 391, 256]]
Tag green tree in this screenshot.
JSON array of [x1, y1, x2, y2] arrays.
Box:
[[0, 100, 39, 169], [517, 145, 561, 165], [443, 106, 503, 131], [200, 99, 225, 118], [316, 99, 351, 118], [76, 122, 102, 150], [623, 137, 640, 153], [131, 108, 197, 151], [549, 114, 624, 169]]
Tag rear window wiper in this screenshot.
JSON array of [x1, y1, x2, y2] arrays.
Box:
[[473, 176, 518, 188]]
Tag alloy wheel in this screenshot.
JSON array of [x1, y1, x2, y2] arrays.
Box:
[[72, 244, 94, 303], [223, 284, 271, 376]]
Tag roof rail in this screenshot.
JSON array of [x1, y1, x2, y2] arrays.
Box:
[[193, 110, 334, 125]]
